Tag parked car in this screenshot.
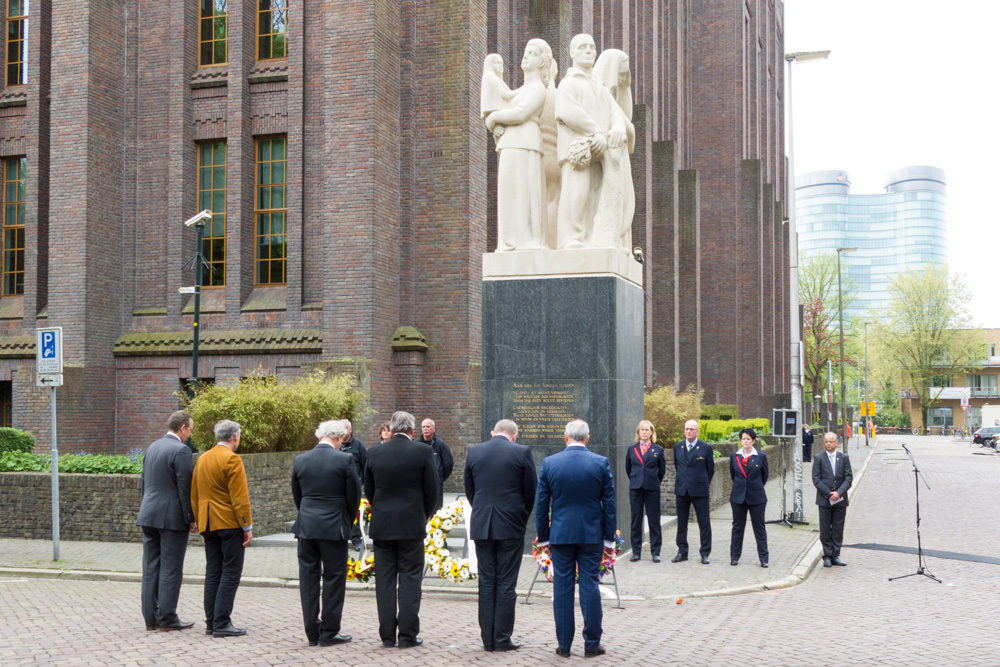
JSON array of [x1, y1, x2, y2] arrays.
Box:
[[973, 425, 1000, 445]]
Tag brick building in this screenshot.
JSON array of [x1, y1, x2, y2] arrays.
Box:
[[0, 1, 788, 465]]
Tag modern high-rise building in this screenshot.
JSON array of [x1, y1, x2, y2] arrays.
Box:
[[796, 166, 948, 319]]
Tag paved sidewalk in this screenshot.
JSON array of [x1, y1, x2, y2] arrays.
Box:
[[0, 442, 875, 601]]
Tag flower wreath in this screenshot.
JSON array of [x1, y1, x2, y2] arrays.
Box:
[[532, 530, 624, 583], [424, 500, 476, 583], [346, 499, 374, 582]]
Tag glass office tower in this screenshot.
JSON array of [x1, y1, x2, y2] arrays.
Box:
[[796, 166, 948, 320]]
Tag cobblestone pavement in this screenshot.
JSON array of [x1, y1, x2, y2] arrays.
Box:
[[2, 436, 998, 665]]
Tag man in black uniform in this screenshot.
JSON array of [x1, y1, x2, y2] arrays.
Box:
[[339, 419, 368, 552], [418, 418, 454, 510]]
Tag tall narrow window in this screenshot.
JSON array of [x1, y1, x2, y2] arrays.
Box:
[[197, 141, 226, 286], [6, 0, 28, 86], [199, 0, 227, 66], [2, 157, 25, 296], [0, 380, 11, 427], [254, 136, 286, 286], [257, 0, 287, 60]]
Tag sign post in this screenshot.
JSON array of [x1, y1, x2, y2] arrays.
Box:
[[36, 327, 63, 561]]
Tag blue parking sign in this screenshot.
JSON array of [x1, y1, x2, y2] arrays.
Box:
[[36, 327, 63, 375]]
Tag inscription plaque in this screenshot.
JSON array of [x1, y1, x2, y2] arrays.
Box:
[[504, 381, 590, 446]]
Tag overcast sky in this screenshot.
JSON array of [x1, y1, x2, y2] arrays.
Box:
[[784, 0, 1000, 327]]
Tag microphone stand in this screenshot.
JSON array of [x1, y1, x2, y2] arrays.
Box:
[[888, 443, 941, 583]]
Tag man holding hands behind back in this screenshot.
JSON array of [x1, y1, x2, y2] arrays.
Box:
[[464, 419, 537, 653], [536, 419, 616, 659], [291, 419, 361, 647]]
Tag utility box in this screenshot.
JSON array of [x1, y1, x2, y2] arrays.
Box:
[[772, 409, 798, 438]]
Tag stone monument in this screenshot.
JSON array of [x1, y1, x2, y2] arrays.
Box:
[[481, 35, 644, 544]]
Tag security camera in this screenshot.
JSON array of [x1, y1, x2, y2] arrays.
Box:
[[632, 247, 644, 265], [184, 209, 213, 228]]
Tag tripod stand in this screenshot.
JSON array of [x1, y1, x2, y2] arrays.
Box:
[[889, 443, 941, 583]]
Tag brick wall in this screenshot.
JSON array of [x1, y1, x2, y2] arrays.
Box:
[[0, 452, 298, 542]]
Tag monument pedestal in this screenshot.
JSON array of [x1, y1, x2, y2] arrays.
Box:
[[481, 260, 644, 548]]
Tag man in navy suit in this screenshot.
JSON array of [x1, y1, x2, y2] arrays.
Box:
[[291, 419, 361, 647], [672, 419, 715, 564], [813, 431, 853, 567], [536, 419, 616, 659], [464, 419, 537, 653]]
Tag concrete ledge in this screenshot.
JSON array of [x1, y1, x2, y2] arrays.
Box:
[[482, 248, 643, 286]]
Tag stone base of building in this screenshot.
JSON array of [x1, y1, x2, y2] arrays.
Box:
[[482, 248, 643, 287]]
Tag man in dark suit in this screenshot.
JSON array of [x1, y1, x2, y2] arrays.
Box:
[[136, 410, 198, 632], [536, 419, 616, 659], [291, 419, 361, 647], [813, 431, 853, 567], [464, 419, 537, 653], [626, 421, 666, 562], [419, 417, 454, 510], [338, 419, 368, 552], [364, 411, 438, 649], [672, 419, 715, 564], [802, 425, 815, 463]]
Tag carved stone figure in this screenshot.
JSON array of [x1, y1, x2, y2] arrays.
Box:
[[592, 49, 635, 253], [483, 39, 553, 252], [554, 34, 628, 250]]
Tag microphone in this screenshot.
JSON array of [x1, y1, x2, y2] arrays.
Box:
[[901, 443, 909, 453]]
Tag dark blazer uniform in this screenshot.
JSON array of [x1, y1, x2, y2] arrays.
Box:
[[625, 442, 666, 558], [136, 433, 195, 629], [291, 443, 361, 644], [812, 450, 853, 559], [536, 446, 616, 654], [728, 450, 769, 564], [464, 434, 537, 650], [673, 439, 715, 559], [363, 434, 437, 647]]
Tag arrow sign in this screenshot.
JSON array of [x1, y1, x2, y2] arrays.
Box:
[[36, 374, 63, 387]]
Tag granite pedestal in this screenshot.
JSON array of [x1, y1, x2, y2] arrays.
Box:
[[481, 273, 644, 549]]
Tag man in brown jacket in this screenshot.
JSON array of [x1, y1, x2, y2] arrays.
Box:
[[191, 419, 253, 638]]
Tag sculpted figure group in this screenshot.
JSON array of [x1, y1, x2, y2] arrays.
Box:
[[482, 35, 636, 254]]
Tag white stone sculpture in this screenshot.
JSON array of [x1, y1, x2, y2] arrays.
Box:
[[483, 39, 553, 252], [592, 48, 635, 253], [480, 54, 515, 120]]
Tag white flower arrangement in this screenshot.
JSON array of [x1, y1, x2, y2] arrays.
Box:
[[424, 500, 477, 583]]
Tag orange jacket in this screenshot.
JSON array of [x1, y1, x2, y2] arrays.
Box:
[[191, 444, 252, 532]]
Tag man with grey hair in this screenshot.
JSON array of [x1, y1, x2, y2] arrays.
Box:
[[418, 417, 454, 511], [672, 419, 715, 564], [536, 419, 616, 658], [191, 419, 253, 638], [291, 419, 361, 646], [465, 419, 537, 652], [364, 411, 437, 649], [339, 419, 368, 552], [136, 410, 198, 632]]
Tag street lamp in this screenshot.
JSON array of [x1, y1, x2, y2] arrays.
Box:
[[836, 246, 857, 450], [183, 209, 214, 390], [864, 321, 871, 447], [785, 48, 830, 522]]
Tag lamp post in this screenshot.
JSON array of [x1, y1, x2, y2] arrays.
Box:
[[183, 209, 214, 391], [864, 321, 870, 447], [836, 246, 857, 451], [785, 49, 829, 523]]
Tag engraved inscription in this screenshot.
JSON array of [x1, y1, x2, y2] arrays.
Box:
[[506, 381, 588, 445]]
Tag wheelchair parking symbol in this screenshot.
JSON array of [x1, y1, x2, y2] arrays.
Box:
[[36, 327, 63, 375]]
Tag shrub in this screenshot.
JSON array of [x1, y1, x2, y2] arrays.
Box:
[[644, 385, 702, 443], [0, 427, 35, 454], [699, 404, 739, 421], [0, 451, 144, 474], [699, 418, 771, 443], [0, 451, 48, 472], [182, 369, 367, 453]]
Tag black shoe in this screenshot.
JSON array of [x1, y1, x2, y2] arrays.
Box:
[[319, 633, 352, 646], [671, 553, 688, 563], [212, 623, 247, 638], [822, 556, 832, 568], [831, 557, 847, 566], [629, 554, 640, 562], [308, 639, 318, 646], [700, 556, 710, 565], [652, 555, 661, 563], [494, 640, 522, 652], [158, 620, 194, 631], [760, 561, 769, 568], [556, 647, 572, 658], [398, 637, 423, 649], [145, 625, 157, 632], [382, 640, 396, 648], [585, 645, 607, 658], [205, 627, 213, 636], [731, 559, 739, 566], [483, 645, 494, 652]]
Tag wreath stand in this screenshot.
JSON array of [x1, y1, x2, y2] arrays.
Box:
[[522, 562, 623, 609]]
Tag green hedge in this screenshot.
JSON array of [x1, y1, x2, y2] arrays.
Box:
[[698, 418, 771, 443], [699, 404, 739, 421], [0, 427, 35, 454], [183, 369, 367, 453], [0, 450, 144, 474]]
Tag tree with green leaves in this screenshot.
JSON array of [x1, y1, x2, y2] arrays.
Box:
[[870, 265, 984, 434], [799, 252, 858, 406]]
